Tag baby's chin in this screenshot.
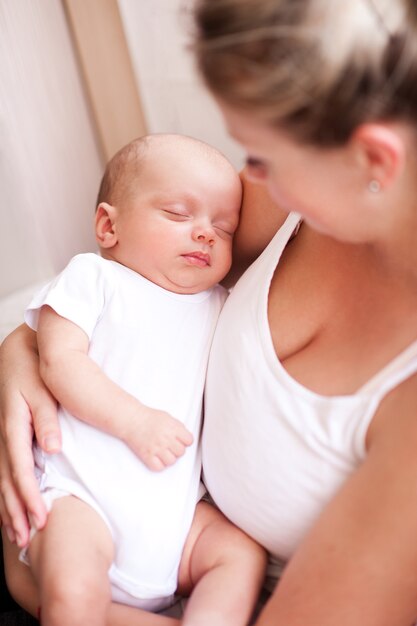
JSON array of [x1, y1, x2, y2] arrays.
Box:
[[162, 270, 225, 295]]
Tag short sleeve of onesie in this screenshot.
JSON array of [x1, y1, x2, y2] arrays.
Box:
[[25, 253, 110, 340]]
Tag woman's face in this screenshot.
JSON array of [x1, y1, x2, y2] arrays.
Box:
[[218, 101, 377, 243]]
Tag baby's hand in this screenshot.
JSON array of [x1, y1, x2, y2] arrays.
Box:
[[126, 408, 194, 471]]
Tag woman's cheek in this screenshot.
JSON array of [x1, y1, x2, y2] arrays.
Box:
[[267, 181, 299, 214]]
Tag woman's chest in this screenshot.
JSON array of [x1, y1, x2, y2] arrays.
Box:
[[267, 230, 417, 396], [203, 282, 368, 559]]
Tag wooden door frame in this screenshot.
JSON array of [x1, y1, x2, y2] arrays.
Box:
[[62, 0, 147, 162]]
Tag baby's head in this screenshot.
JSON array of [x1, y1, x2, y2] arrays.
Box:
[[95, 134, 242, 294]]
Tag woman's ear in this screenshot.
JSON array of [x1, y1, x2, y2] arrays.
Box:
[[95, 203, 118, 248], [351, 123, 405, 191]]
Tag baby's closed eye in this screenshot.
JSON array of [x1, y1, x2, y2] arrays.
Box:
[[161, 209, 190, 221], [213, 223, 234, 237]]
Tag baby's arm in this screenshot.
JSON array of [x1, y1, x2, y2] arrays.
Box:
[[37, 306, 193, 471]]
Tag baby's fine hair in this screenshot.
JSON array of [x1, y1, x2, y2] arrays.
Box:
[[96, 136, 150, 208], [193, 0, 417, 145], [96, 133, 234, 208]]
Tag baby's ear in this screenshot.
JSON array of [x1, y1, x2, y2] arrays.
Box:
[[95, 203, 118, 248]]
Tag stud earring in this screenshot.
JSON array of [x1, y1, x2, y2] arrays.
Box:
[[368, 179, 381, 193]]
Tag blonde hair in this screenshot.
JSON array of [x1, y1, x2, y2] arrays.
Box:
[[193, 0, 417, 145]]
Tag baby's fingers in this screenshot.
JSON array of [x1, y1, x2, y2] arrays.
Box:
[[154, 430, 193, 467], [143, 439, 189, 471], [156, 448, 179, 468], [169, 438, 189, 459], [176, 425, 193, 447], [144, 455, 166, 472]]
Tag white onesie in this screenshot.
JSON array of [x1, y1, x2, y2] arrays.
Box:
[[25, 253, 227, 611], [202, 212, 417, 582]]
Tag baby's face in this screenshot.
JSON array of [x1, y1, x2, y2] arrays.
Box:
[[112, 145, 241, 293]]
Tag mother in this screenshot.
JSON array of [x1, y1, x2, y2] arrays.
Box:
[[3, 0, 417, 624]]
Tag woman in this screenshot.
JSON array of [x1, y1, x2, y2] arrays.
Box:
[[3, 0, 417, 623]]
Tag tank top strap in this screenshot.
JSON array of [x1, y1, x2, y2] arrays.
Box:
[[269, 212, 302, 255], [253, 212, 302, 280], [358, 339, 417, 399], [285, 212, 303, 242]]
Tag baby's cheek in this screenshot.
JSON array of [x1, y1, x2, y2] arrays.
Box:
[[220, 248, 233, 276]]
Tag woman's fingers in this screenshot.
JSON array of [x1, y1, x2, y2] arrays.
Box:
[[0, 431, 31, 546], [0, 455, 15, 541], [0, 325, 59, 541], [28, 385, 61, 454], [0, 472, 27, 546], [1, 391, 50, 542]]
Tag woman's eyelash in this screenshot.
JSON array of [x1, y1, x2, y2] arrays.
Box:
[[246, 156, 268, 171], [246, 156, 262, 166]]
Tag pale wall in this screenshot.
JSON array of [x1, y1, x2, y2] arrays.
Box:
[[0, 0, 243, 306], [117, 0, 245, 169], [0, 1, 105, 300]]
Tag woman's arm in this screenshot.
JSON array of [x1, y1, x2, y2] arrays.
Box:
[[222, 170, 289, 287], [0, 324, 59, 546], [256, 373, 417, 625]]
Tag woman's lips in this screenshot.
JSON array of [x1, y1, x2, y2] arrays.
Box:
[[181, 251, 211, 267]]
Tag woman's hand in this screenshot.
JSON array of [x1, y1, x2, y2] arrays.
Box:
[[0, 325, 60, 546]]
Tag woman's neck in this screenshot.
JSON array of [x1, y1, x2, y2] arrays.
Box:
[[372, 219, 417, 289]]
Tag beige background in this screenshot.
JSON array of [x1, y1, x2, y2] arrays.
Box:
[[0, 0, 243, 320]]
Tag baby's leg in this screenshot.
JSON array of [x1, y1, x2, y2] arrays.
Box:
[[2, 528, 181, 626], [28, 495, 114, 626], [178, 500, 267, 626]]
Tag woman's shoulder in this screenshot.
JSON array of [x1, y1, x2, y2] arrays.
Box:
[[367, 368, 417, 452]]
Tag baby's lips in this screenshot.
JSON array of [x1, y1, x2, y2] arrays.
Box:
[[182, 251, 211, 266]]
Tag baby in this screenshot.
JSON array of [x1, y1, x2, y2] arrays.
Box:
[[20, 134, 266, 626]]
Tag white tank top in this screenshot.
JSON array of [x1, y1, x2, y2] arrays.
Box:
[[203, 212, 417, 563]]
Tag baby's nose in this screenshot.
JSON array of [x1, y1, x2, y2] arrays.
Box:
[[193, 225, 215, 245]]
